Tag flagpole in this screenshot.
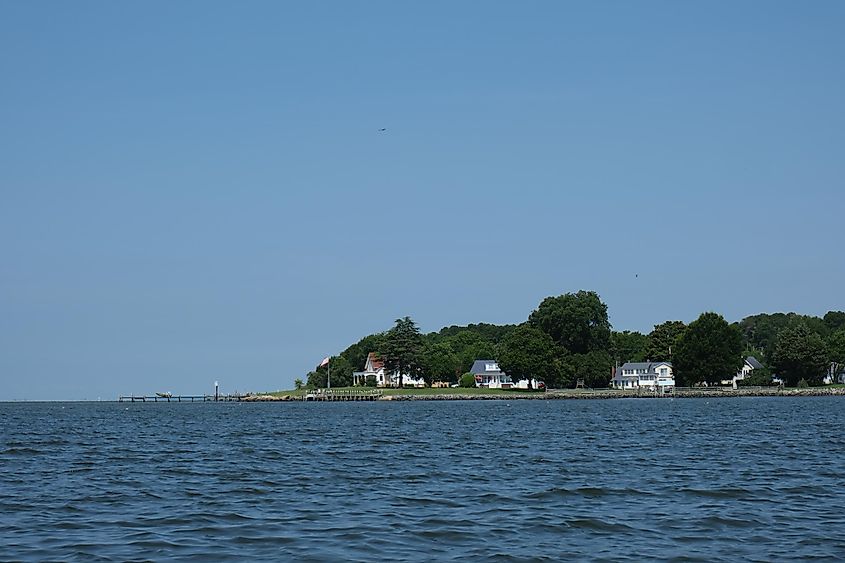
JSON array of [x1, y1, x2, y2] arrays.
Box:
[[327, 357, 331, 390]]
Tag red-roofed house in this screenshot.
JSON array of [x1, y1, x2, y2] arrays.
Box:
[[352, 352, 425, 387]]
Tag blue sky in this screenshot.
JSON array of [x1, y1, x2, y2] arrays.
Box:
[[2, 2, 843, 400]]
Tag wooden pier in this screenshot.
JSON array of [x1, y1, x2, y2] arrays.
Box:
[[117, 394, 247, 403], [304, 389, 383, 401]]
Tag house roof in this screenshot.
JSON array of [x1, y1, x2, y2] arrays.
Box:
[[470, 360, 506, 375], [615, 361, 672, 378], [366, 352, 384, 370], [745, 356, 764, 370]]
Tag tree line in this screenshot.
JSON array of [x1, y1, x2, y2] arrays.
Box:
[[303, 291, 845, 389]]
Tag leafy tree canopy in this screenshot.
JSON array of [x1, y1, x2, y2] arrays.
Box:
[[738, 313, 829, 361], [674, 312, 743, 386], [572, 350, 615, 388], [645, 321, 686, 362], [828, 330, 845, 382], [497, 325, 569, 388], [528, 291, 612, 355], [419, 341, 461, 385], [770, 324, 830, 387], [341, 333, 387, 371], [308, 355, 353, 388], [432, 323, 517, 344], [612, 331, 648, 363], [824, 311, 845, 333], [380, 316, 424, 388], [435, 330, 496, 375]]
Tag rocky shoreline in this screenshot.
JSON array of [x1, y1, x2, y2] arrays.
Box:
[[243, 387, 845, 401]]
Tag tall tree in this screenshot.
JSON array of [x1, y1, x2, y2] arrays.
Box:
[[496, 325, 570, 388], [771, 324, 830, 387], [572, 350, 615, 388], [828, 330, 845, 384], [380, 316, 424, 388], [824, 311, 845, 334], [645, 321, 687, 362], [420, 341, 461, 385], [528, 291, 612, 354], [674, 312, 743, 386], [612, 330, 648, 363]]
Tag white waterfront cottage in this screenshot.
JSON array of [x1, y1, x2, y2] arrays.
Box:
[[469, 360, 513, 389], [612, 361, 674, 389]]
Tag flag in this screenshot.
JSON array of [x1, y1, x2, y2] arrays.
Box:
[[318, 357, 330, 368]]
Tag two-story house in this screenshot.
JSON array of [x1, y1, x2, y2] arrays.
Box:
[[612, 361, 674, 389]]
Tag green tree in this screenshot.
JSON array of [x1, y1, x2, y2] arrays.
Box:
[[309, 356, 353, 388], [572, 350, 615, 388], [738, 312, 829, 362], [674, 312, 743, 386], [420, 341, 461, 385], [738, 366, 773, 387], [824, 311, 845, 333], [433, 323, 517, 344], [828, 330, 845, 384], [380, 316, 424, 388], [443, 331, 496, 374], [497, 325, 568, 388], [294, 378, 304, 390], [305, 371, 322, 388], [459, 373, 476, 388], [645, 321, 687, 362], [612, 330, 648, 363], [771, 325, 830, 387], [341, 333, 387, 371], [528, 291, 612, 355]]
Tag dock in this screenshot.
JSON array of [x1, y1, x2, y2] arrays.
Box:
[[117, 394, 247, 403], [304, 389, 383, 401]]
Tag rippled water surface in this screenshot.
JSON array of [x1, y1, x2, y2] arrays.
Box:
[[2, 398, 845, 561]]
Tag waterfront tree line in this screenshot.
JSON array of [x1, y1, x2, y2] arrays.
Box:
[[303, 291, 845, 389]]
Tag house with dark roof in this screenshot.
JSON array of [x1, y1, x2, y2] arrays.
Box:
[[352, 352, 425, 387], [726, 356, 765, 386], [469, 360, 513, 389], [612, 361, 674, 389]]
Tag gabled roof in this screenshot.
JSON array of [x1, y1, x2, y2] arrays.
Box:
[[745, 356, 764, 370], [366, 352, 384, 371], [615, 361, 672, 378], [470, 360, 505, 375]]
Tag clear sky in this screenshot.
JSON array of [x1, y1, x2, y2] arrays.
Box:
[[1, 2, 843, 400]]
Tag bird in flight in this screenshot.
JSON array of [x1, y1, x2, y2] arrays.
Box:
[[378, 128, 387, 132]]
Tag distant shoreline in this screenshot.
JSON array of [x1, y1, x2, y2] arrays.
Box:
[[1, 387, 843, 403], [241, 386, 845, 401]]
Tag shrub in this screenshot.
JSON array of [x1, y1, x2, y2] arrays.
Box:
[[365, 375, 377, 387], [797, 378, 810, 389], [459, 373, 477, 388]]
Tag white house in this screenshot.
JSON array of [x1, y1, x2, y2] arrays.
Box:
[[468, 360, 543, 389], [352, 352, 426, 388], [612, 361, 674, 389], [726, 356, 765, 387], [469, 360, 513, 389]]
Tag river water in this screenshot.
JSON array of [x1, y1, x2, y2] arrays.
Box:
[[2, 398, 844, 561]]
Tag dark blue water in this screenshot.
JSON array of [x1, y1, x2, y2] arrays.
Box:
[[2, 398, 845, 561]]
